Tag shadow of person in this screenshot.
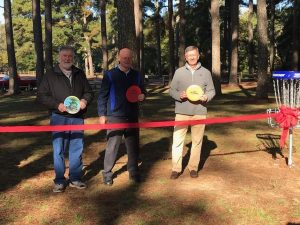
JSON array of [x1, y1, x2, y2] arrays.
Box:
[[182, 135, 217, 172], [256, 133, 284, 159]]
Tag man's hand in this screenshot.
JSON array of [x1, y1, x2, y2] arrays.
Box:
[[99, 116, 107, 124], [138, 93, 145, 102], [199, 94, 208, 103], [80, 99, 87, 110], [58, 103, 67, 112], [180, 91, 187, 100]]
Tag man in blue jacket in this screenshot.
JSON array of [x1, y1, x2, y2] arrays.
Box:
[[38, 46, 94, 193], [98, 48, 146, 186]]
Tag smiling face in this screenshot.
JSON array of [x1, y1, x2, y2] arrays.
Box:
[[58, 49, 74, 70], [185, 49, 200, 67], [118, 48, 133, 71]]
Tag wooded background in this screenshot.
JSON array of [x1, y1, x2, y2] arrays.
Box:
[[0, 0, 299, 98]]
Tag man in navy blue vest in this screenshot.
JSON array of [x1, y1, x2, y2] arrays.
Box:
[[98, 48, 146, 186]]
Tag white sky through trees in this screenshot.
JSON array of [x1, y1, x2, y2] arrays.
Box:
[[0, 0, 3, 24]]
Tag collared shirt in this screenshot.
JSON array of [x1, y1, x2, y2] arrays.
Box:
[[117, 65, 131, 76], [185, 62, 201, 75], [60, 67, 72, 85]]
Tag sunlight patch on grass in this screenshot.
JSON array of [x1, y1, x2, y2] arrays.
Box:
[[73, 214, 84, 225], [17, 149, 51, 168], [238, 206, 279, 225], [292, 198, 300, 218]]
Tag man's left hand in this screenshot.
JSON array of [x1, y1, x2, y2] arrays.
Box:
[[80, 99, 87, 110], [138, 94, 145, 102], [199, 94, 208, 103]]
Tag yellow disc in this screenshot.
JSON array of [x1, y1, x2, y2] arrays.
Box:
[[186, 85, 204, 101]]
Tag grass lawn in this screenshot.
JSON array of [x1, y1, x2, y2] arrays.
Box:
[[0, 83, 300, 225]]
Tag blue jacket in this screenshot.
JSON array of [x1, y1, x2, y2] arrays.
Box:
[[97, 67, 146, 119]]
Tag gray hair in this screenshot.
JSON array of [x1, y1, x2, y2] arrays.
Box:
[[59, 45, 75, 53], [184, 46, 199, 54]]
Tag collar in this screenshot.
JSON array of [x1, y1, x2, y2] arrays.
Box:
[[54, 64, 78, 75], [185, 62, 201, 71], [117, 65, 131, 74]]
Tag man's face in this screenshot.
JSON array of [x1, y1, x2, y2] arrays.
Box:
[[59, 49, 74, 70], [118, 48, 132, 70], [185, 49, 200, 66]]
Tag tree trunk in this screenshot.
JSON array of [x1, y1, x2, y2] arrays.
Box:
[[298, 0, 300, 69], [223, 0, 231, 76], [82, 8, 94, 78], [210, 0, 222, 95], [269, 0, 275, 72], [292, 0, 299, 70], [155, 1, 162, 77], [256, 0, 269, 99], [44, 0, 53, 72], [134, 0, 141, 71], [229, 0, 239, 85], [32, 0, 44, 87], [84, 53, 89, 76], [116, 0, 137, 67], [248, 0, 254, 76], [4, 0, 19, 94], [178, 0, 186, 67], [100, 0, 108, 72], [134, 0, 145, 80], [175, 20, 179, 67], [168, 0, 175, 83]]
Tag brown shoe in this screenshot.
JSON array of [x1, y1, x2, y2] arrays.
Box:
[[170, 171, 180, 179], [190, 170, 198, 178]]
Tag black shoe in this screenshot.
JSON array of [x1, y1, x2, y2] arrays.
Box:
[[190, 170, 198, 178], [129, 174, 141, 183], [103, 177, 113, 186], [170, 171, 180, 179]]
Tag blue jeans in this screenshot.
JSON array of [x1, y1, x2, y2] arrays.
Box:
[[50, 113, 84, 184]]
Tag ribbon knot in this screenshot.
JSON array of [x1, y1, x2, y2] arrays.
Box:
[[275, 106, 299, 148]]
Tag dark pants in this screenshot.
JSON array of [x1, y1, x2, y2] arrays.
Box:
[[103, 116, 139, 179]]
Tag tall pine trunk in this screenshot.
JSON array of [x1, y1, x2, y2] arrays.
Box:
[[210, 0, 221, 95], [100, 0, 108, 72], [154, 1, 162, 77], [168, 0, 175, 83], [32, 0, 44, 87], [292, 0, 299, 70], [134, 0, 144, 78], [116, 0, 137, 67], [229, 0, 239, 85], [4, 0, 19, 94], [248, 0, 254, 76], [223, 0, 231, 76], [44, 0, 53, 72], [256, 0, 269, 99], [269, 0, 275, 72], [178, 0, 186, 67]]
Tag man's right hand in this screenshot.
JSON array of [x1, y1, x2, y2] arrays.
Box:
[[58, 103, 67, 112], [180, 91, 187, 100], [99, 116, 107, 124]]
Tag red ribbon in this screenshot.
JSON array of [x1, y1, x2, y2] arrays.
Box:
[[275, 106, 299, 148], [0, 113, 273, 133]]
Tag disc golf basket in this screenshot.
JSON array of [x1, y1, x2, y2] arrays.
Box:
[[267, 71, 300, 167]]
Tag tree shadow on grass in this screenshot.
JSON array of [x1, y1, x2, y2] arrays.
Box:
[[84, 137, 224, 225], [0, 129, 103, 192], [182, 135, 217, 173]]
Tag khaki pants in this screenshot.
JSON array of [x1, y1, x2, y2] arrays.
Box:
[[171, 114, 206, 172]]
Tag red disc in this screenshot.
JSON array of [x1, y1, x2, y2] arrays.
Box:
[[126, 85, 142, 103]]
